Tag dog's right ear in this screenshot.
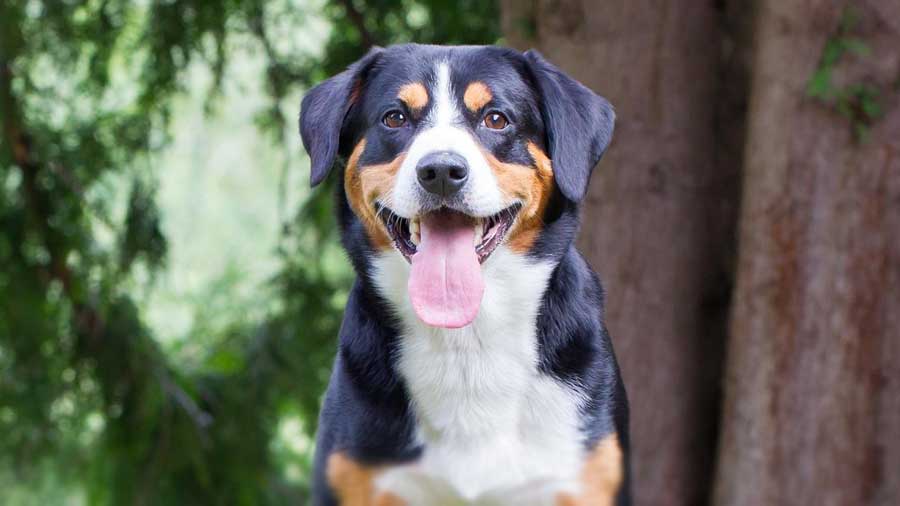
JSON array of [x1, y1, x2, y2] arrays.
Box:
[[523, 50, 615, 202], [300, 47, 383, 187]]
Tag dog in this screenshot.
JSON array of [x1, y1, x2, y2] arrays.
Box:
[[300, 44, 629, 506]]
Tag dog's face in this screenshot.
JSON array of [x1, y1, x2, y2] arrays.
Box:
[[301, 45, 613, 328]]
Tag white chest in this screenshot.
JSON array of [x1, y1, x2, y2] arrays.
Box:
[[372, 248, 586, 502]]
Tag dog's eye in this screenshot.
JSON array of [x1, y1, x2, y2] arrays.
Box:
[[383, 110, 407, 128], [483, 111, 509, 130]]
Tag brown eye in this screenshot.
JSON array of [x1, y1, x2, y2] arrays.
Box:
[[484, 111, 509, 130], [383, 110, 407, 128]]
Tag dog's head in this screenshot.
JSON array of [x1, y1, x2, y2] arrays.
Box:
[[300, 44, 614, 329]]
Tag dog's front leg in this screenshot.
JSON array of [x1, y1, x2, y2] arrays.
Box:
[[326, 453, 408, 506]]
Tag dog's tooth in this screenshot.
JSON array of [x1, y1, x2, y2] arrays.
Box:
[[474, 219, 483, 246], [411, 231, 420, 246], [410, 218, 420, 236]]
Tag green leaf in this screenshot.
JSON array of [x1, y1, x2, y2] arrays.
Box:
[[807, 69, 833, 99], [842, 38, 870, 56]]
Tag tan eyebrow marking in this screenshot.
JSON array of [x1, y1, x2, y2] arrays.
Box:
[[464, 81, 492, 112], [397, 82, 428, 110]]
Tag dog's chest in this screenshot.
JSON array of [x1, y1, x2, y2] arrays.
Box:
[[396, 336, 585, 500], [373, 248, 586, 500]]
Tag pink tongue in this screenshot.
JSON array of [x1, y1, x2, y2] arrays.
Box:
[[408, 210, 484, 328]]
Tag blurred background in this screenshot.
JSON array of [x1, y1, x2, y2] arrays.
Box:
[[0, 0, 897, 505]]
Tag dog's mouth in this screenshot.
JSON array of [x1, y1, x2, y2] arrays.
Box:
[[378, 203, 522, 264], [376, 203, 521, 329]]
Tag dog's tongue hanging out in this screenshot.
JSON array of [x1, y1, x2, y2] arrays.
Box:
[[408, 209, 484, 328]]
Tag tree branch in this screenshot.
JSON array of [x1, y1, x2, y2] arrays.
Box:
[[337, 0, 378, 47], [2, 60, 76, 296], [2, 56, 212, 439], [247, 5, 309, 84]]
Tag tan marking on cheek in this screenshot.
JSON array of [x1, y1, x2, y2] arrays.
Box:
[[374, 492, 406, 506], [326, 452, 408, 506], [344, 139, 405, 250], [397, 82, 428, 110], [556, 432, 624, 506], [485, 142, 554, 253], [556, 494, 579, 506], [464, 81, 493, 112]]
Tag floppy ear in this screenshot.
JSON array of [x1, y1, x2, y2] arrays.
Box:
[[523, 50, 615, 202], [300, 47, 383, 186]]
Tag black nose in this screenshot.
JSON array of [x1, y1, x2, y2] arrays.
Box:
[[416, 152, 469, 197]]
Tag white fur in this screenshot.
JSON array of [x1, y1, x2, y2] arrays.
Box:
[[371, 247, 586, 502], [389, 62, 506, 219]]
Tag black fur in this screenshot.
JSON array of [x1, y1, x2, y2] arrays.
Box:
[[300, 44, 629, 506], [523, 50, 615, 202], [300, 47, 384, 186]]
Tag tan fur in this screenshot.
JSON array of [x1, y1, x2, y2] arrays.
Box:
[[326, 452, 407, 506], [373, 492, 406, 506], [485, 142, 554, 253], [557, 433, 624, 506], [463, 81, 493, 112], [344, 139, 404, 250], [397, 82, 428, 111]]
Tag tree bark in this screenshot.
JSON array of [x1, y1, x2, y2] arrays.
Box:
[[502, 2, 745, 505], [714, 1, 900, 505]]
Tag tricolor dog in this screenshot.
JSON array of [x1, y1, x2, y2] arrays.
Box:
[[300, 44, 629, 506]]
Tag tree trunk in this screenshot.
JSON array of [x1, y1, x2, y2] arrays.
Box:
[[502, 2, 745, 505], [714, 1, 900, 505]]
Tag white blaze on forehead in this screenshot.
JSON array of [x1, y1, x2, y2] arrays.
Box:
[[388, 62, 506, 219], [431, 62, 457, 127]]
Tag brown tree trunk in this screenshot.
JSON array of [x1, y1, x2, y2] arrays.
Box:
[[502, 2, 745, 505], [714, 1, 900, 505]]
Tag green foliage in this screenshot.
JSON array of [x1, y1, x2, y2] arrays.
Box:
[[806, 6, 884, 141], [1, 0, 499, 504], [119, 180, 167, 274]]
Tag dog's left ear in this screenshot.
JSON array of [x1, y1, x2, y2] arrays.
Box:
[[523, 50, 615, 202], [300, 47, 383, 186]]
